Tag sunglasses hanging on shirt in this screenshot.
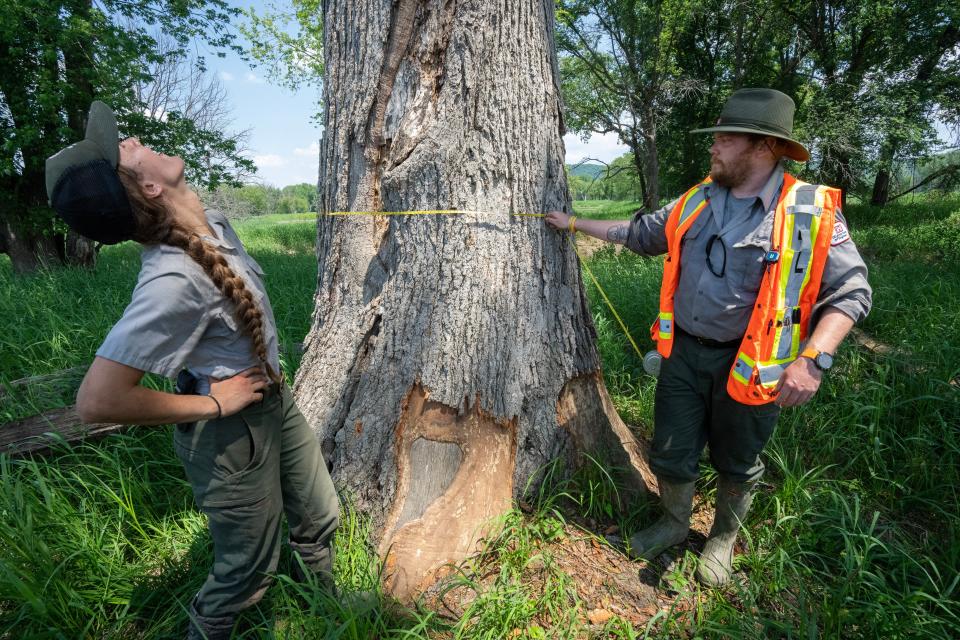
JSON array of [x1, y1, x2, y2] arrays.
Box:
[[706, 234, 726, 278]]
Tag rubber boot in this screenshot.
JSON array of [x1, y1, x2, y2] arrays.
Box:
[[185, 596, 235, 640], [289, 538, 336, 595], [696, 476, 755, 587], [628, 477, 696, 559]]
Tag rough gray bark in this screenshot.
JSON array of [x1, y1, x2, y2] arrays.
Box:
[[295, 0, 653, 600]]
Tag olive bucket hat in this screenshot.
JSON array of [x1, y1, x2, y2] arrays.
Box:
[[691, 88, 810, 162], [45, 101, 136, 245]]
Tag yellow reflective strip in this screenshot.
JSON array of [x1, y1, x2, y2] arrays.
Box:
[[731, 369, 750, 385], [678, 186, 698, 214], [660, 312, 673, 320], [738, 352, 756, 367], [571, 237, 644, 359]]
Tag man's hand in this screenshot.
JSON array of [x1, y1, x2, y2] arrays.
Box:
[[209, 367, 270, 417], [544, 210, 570, 230], [774, 357, 822, 407]]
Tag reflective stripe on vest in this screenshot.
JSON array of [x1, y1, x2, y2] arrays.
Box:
[[726, 178, 838, 404], [651, 173, 839, 405], [650, 177, 712, 357]]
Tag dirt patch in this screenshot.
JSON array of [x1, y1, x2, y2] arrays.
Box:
[[420, 493, 725, 634], [574, 234, 613, 260]]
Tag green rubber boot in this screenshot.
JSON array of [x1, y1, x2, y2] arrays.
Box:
[[628, 477, 696, 559], [696, 476, 755, 587]]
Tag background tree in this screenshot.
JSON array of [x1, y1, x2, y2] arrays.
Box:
[[865, 2, 959, 205], [0, 0, 252, 273], [133, 32, 255, 184], [281, 182, 317, 211], [558, 0, 958, 208], [556, 0, 697, 211], [241, 0, 324, 122], [295, 0, 653, 600]]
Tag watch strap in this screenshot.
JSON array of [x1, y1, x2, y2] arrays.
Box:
[[800, 346, 819, 360]]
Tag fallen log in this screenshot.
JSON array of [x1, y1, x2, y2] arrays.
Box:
[[0, 365, 88, 399], [0, 405, 127, 456]]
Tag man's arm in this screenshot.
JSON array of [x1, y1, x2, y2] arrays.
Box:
[[775, 210, 872, 408], [544, 211, 631, 244], [544, 200, 675, 256], [774, 307, 855, 408]]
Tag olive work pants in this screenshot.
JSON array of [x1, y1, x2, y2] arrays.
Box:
[[650, 330, 782, 485], [173, 382, 339, 618]]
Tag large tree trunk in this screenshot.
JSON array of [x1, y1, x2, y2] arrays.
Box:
[[0, 219, 60, 273], [295, 0, 653, 601], [870, 142, 895, 206]]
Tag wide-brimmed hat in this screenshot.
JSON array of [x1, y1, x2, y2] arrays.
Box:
[[691, 88, 810, 162], [45, 101, 136, 244]]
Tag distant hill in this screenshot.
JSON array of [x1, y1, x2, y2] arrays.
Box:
[[567, 163, 606, 179]]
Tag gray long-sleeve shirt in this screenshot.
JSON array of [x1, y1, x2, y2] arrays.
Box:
[[625, 165, 872, 342]]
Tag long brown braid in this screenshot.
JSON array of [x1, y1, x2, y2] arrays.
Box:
[[117, 166, 280, 383]]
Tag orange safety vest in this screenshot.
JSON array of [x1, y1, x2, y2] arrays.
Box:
[[650, 173, 839, 405]]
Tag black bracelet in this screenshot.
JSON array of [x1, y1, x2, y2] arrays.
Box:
[[208, 394, 222, 419]]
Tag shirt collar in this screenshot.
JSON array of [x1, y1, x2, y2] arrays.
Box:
[[757, 164, 785, 212], [199, 208, 236, 250]]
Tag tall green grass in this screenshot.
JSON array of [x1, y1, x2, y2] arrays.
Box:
[[2, 198, 960, 638]]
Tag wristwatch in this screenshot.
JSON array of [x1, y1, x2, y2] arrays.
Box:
[[800, 346, 834, 371]]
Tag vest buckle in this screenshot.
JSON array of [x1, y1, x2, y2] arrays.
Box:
[[764, 250, 780, 264]]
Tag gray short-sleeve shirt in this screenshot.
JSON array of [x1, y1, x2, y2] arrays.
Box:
[[97, 209, 281, 379]]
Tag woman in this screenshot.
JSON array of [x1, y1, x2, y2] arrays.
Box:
[[45, 102, 339, 639]]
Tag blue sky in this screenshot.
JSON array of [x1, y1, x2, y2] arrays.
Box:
[[203, 2, 627, 187]]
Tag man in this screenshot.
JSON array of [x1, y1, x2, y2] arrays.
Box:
[[545, 88, 871, 586]]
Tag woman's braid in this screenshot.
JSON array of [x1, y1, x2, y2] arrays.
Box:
[[118, 167, 280, 382]]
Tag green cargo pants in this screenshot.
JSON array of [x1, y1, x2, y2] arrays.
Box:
[[650, 329, 782, 484], [173, 381, 339, 618]]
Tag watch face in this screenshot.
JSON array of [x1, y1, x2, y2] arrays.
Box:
[[815, 352, 834, 370]]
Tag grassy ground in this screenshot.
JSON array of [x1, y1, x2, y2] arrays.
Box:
[[1, 195, 958, 638]]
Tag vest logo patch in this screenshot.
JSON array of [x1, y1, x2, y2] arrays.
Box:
[[831, 220, 850, 246]]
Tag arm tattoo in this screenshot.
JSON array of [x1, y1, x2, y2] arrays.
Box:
[[606, 224, 629, 244]]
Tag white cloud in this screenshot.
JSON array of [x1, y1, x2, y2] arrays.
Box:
[[245, 72, 264, 84], [142, 107, 168, 122], [254, 151, 318, 187], [563, 132, 629, 165], [219, 71, 234, 82], [293, 141, 320, 156], [254, 154, 286, 168]]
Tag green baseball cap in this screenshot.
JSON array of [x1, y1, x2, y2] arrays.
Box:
[[45, 101, 136, 244], [691, 88, 810, 162]]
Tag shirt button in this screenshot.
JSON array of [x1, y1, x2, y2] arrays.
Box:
[[694, 315, 700, 321]]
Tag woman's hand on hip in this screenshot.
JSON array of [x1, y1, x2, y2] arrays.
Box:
[[210, 367, 270, 416]]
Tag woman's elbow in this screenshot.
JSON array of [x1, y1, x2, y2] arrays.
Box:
[[76, 387, 108, 423]]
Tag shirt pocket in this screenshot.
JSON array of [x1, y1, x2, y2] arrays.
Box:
[[205, 307, 240, 338], [730, 229, 771, 293]]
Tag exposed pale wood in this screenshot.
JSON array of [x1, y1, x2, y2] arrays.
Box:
[[0, 406, 126, 456]]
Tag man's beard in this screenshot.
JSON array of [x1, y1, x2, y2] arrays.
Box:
[[710, 153, 751, 188]]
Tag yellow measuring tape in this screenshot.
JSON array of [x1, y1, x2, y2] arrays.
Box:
[[323, 209, 645, 359]]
